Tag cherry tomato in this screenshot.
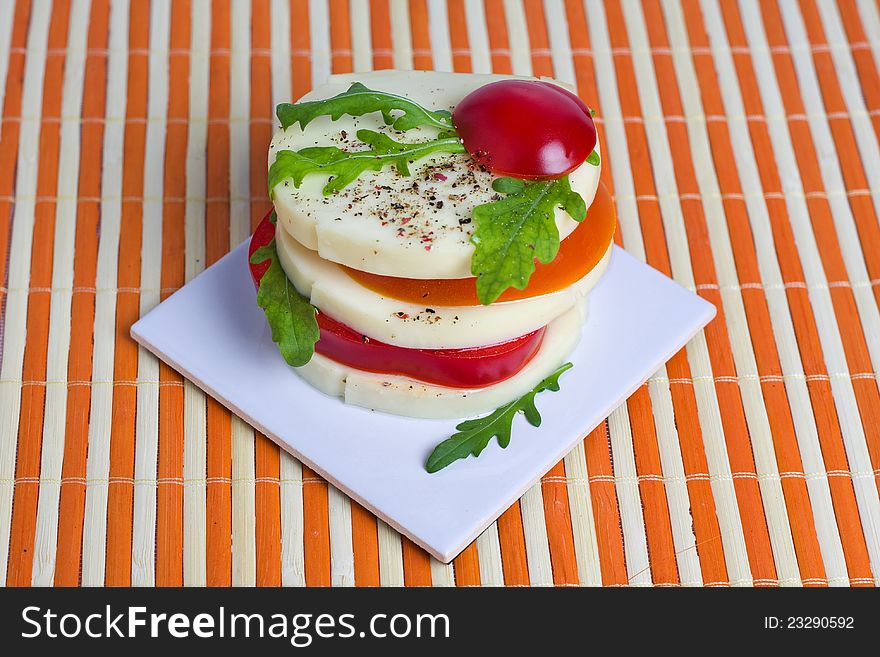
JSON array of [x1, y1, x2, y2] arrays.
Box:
[[346, 182, 616, 306], [248, 214, 546, 388], [453, 79, 597, 179], [537, 81, 592, 116]]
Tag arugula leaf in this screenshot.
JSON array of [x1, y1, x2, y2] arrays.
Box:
[[586, 150, 600, 166], [269, 129, 465, 197], [276, 82, 455, 133], [491, 177, 526, 195], [563, 188, 587, 220], [250, 232, 320, 367], [471, 176, 587, 305], [425, 363, 574, 473]]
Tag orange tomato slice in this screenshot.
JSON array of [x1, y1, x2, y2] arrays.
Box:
[[344, 182, 617, 306]]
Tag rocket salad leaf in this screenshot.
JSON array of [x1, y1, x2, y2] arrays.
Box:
[[269, 129, 465, 197], [425, 363, 574, 473], [471, 176, 587, 305], [276, 82, 455, 132], [250, 227, 320, 367]]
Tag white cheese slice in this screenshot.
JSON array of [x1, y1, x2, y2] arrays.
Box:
[[294, 303, 586, 419], [275, 217, 612, 349], [269, 70, 601, 279]]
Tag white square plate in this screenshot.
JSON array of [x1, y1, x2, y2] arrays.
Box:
[[132, 242, 715, 562]]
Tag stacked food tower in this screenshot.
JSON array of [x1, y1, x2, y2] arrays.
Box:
[[249, 71, 615, 467]]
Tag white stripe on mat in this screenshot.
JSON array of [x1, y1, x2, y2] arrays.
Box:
[[31, 0, 92, 587], [229, 0, 251, 247], [309, 0, 331, 87], [722, 0, 880, 583], [504, 2, 555, 587], [279, 461, 307, 585], [475, 523, 505, 586], [503, 0, 532, 76], [328, 485, 354, 586], [855, 0, 880, 93], [350, 0, 371, 73], [607, 408, 651, 587], [662, 0, 849, 587], [183, 0, 211, 587], [462, 0, 492, 74], [378, 519, 405, 586], [562, 443, 603, 586], [270, 0, 306, 587], [430, 556, 456, 586], [786, 0, 880, 377], [231, 415, 256, 585], [520, 485, 553, 586], [427, 0, 453, 72], [624, 0, 802, 587], [542, 0, 576, 89], [389, 0, 413, 69], [0, 0, 16, 143], [131, 0, 171, 587], [229, 0, 256, 586], [0, 0, 52, 585], [644, 374, 702, 586], [587, 0, 752, 587], [81, 0, 129, 586]]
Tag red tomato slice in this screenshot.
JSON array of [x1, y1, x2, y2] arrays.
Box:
[[310, 313, 545, 388], [248, 216, 546, 388], [453, 79, 597, 179]]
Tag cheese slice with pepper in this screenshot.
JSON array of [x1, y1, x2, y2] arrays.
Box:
[[268, 70, 601, 279]]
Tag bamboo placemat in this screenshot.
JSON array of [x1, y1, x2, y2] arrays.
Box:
[[1, 0, 879, 587]]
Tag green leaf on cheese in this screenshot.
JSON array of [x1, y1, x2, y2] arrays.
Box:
[[276, 82, 456, 133], [491, 177, 527, 195], [425, 363, 574, 473], [250, 235, 320, 367], [471, 175, 587, 305], [268, 128, 466, 197]]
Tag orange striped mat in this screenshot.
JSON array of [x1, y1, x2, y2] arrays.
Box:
[[1, 0, 879, 587]]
